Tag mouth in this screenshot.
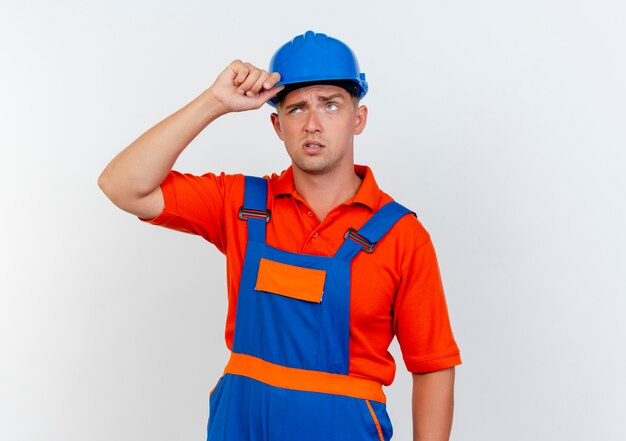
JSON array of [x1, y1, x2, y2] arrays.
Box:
[[302, 141, 325, 154]]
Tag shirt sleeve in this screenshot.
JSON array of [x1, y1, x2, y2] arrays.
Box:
[[393, 223, 461, 373], [140, 171, 243, 254]]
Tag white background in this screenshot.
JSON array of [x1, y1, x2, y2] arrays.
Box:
[[1, 1, 625, 440]]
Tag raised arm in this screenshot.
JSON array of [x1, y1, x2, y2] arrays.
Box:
[[412, 367, 456, 441], [98, 60, 283, 219]]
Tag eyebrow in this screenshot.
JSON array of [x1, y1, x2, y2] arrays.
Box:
[[318, 93, 345, 102], [283, 93, 346, 111]]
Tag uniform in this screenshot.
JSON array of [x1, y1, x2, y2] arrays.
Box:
[[144, 165, 461, 440]]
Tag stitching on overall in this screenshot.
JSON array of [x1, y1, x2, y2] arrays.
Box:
[[365, 399, 385, 441]]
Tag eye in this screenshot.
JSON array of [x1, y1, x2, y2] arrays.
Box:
[[288, 107, 302, 114], [326, 103, 339, 111]]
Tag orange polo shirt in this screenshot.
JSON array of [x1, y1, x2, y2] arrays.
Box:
[[144, 165, 460, 385]]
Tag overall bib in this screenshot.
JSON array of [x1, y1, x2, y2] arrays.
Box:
[[207, 176, 412, 441]]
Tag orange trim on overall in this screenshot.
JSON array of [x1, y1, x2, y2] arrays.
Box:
[[255, 258, 326, 303], [366, 399, 385, 441], [224, 352, 386, 403]]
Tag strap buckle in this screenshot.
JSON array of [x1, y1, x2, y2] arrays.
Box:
[[344, 228, 376, 253], [238, 207, 271, 223]]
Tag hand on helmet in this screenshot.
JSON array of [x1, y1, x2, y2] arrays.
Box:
[[209, 60, 283, 113]]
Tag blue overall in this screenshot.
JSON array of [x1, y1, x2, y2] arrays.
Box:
[[207, 176, 412, 441]]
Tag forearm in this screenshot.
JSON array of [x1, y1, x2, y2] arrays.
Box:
[[99, 60, 282, 219], [98, 88, 225, 213], [412, 367, 455, 441]]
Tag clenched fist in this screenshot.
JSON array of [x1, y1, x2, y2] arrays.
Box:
[[208, 60, 284, 114]]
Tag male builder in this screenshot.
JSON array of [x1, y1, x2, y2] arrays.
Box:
[[99, 31, 461, 441]]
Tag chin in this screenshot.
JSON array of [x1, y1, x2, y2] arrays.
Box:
[[294, 159, 333, 174]]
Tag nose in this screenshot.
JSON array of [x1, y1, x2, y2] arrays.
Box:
[[304, 109, 322, 133]]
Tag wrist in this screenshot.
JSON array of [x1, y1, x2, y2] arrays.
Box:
[[197, 87, 230, 123]]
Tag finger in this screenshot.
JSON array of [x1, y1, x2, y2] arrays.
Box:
[[248, 71, 271, 95], [263, 72, 282, 90], [257, 84, 285, 103], [227, 59, 244, 74], [230, 61, 250, 87], [238, 68, 262, 94]]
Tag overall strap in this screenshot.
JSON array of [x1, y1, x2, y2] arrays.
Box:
[[334, 201, 414, 260], [239, 176, 270, 244]]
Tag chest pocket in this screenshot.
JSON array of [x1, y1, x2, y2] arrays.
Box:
[[255, 258, 326, 303]]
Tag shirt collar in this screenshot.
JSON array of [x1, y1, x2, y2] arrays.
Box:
[[273, 165, 381, 210]]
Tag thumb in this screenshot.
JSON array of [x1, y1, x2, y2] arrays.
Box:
[[257, 85, 285, 105]]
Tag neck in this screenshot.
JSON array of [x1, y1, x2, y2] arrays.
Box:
[[292, 164, 362, 221]]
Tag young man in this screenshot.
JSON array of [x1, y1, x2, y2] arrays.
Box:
[[99, 30, 461, 441]]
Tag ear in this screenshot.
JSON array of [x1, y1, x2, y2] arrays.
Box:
[[270, 112, 284, 141], [353, 105, 368, 135]]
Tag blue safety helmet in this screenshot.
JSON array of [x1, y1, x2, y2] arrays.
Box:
[[267, 30, 368, 107]]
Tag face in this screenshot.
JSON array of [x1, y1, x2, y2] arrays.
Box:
[[270, 85, 367, 176]]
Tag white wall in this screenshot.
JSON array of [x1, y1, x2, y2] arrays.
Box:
[[1, 1, 624, 440]]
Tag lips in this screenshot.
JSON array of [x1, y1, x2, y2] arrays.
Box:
[[303, 140, 325, 154]]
